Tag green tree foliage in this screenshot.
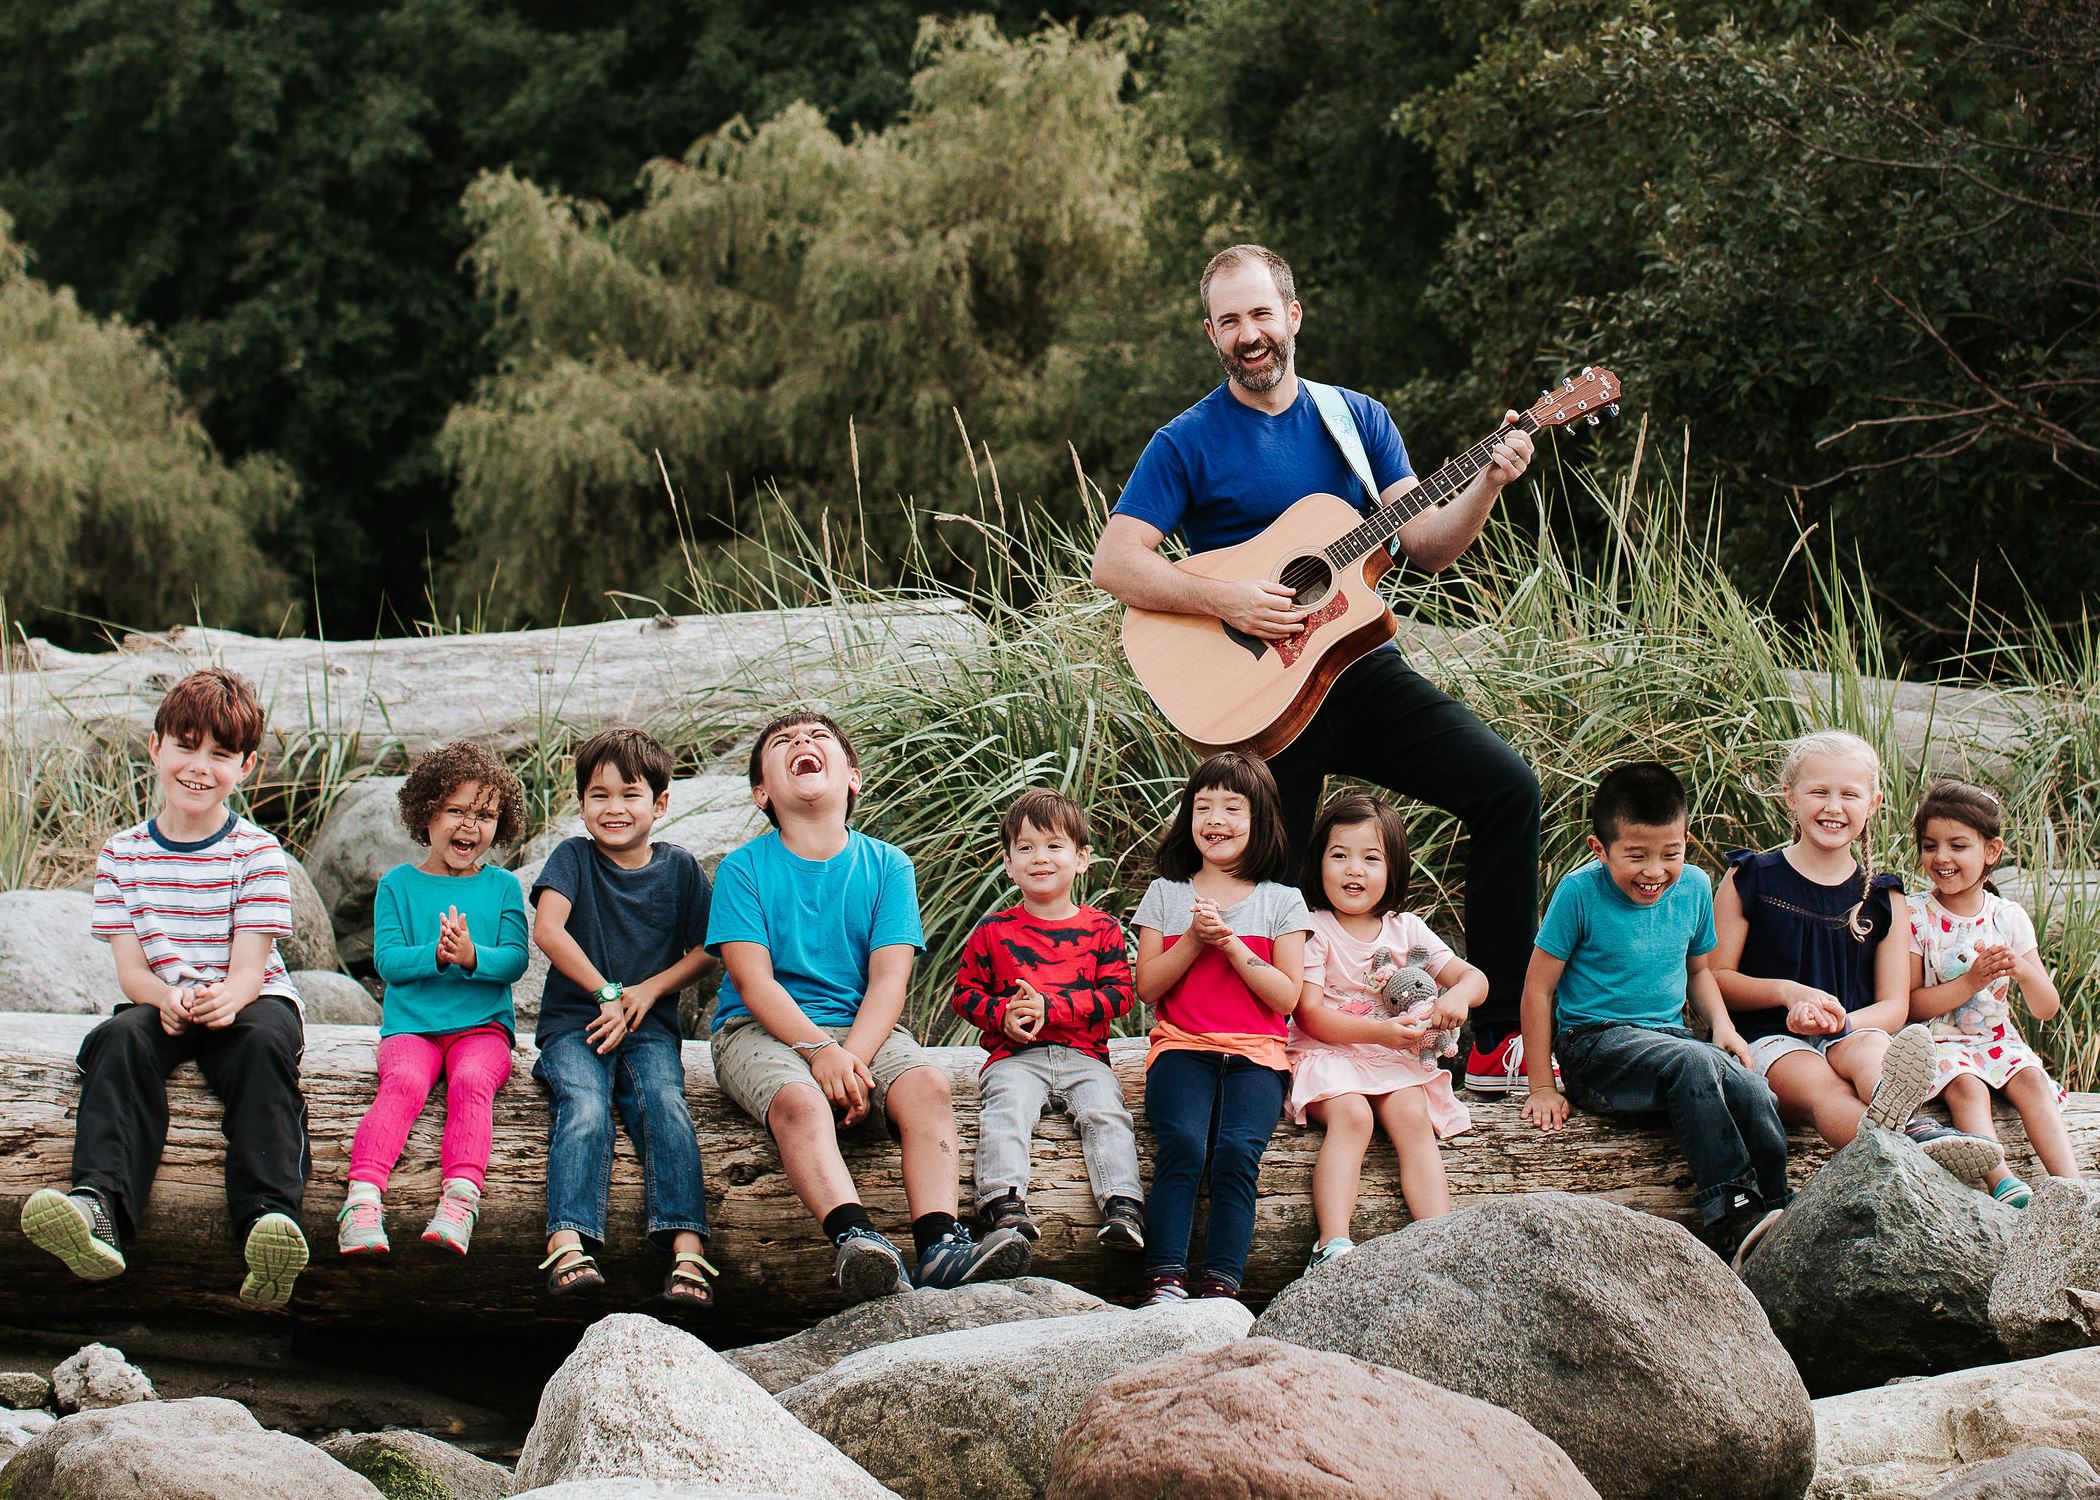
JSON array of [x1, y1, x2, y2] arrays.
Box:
[[1400, 0, 2099, 642], [0, 214, 294, 634], [0, 0, 1131, 635], [1145, 0, 1478, 397], [439, 18, 1184, 625]]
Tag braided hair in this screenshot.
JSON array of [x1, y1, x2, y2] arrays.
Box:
[[1775, 730, 1884, 939]]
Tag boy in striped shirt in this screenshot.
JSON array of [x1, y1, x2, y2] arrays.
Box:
[[21, 667, 311, 1307]]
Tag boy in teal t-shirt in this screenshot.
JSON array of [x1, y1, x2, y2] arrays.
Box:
[[1517, 762, 1790, 1268], [707, 710, 1032, 1303]]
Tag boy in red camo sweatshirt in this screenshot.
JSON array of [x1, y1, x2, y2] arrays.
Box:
[[950, 789, 1144, 1250]]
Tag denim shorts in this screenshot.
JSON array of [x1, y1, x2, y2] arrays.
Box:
[[1748, 1025, 1887, 1078]]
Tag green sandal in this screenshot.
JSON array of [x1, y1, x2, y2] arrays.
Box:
[[540, 1245, 605, 1296], [662, 1250, 719, 1310]]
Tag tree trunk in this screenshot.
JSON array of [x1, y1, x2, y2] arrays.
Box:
[[1, 603, 980, 765], [1, 1015, 2090, 1340]]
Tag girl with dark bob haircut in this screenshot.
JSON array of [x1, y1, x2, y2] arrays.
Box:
[[1154, 751, 1291, 884], [1298, 793, 1412, 916]]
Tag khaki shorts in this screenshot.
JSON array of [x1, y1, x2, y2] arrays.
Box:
[[711, 1018, 934, 1134]]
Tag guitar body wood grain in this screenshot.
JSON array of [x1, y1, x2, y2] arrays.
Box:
[[1120, 491, 1400, 759]]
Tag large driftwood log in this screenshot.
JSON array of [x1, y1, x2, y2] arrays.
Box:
[[1, 1015, 2092, 1339], [0, 603, 980, 763]]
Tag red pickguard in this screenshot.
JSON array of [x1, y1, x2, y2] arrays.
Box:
[[1274, 593, 1350, 668]]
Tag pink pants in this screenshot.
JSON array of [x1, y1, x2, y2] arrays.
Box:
[[347, 1025, 514, 1192]]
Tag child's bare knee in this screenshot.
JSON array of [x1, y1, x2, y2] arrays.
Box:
[[768, 1083, 832, 1136]]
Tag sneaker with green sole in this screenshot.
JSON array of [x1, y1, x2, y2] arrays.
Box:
[[21, 1188, 126, 1281], [239, 1212, 309, 1308]]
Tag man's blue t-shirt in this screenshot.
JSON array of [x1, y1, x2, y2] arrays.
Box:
[[1535, 861, 1717, 1029], [529, 837, 711, 1045], [706, 829, 924, 1029], [1112, 381, 1413, 553]]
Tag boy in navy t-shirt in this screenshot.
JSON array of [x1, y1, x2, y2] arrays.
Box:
[[531, 726, 718, 1306], [707, 710, 1031, 1303], [1517, 762, 1789, 1268]]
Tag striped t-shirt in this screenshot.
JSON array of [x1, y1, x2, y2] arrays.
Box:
[[92, 813, 301, 1012]]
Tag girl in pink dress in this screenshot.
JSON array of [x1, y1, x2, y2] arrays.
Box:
[[1290, 794, 1484, 1272]]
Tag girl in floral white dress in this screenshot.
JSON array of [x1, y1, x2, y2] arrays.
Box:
[[1906, 780, 2080, 1207]]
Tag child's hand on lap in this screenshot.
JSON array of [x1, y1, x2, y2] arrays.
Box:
[[810, 1043, 875, 1127], [188, 981, 240, 1028], [616, 981, 661, 1033], [158, 985, 194, 1036], [1521, 1086, 1570, 1131], [585, 1002, 628, 1054], [1003, 981, 1046, 1044], [1783, 985, 1845, 1036], [1714, 1028, 1755, 1069], [1188, 898, 1233, 947]]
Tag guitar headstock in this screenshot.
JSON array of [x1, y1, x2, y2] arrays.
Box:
[[1528, 367, 1622, 430]]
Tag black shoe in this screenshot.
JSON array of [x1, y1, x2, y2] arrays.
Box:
[[978, 1188, 1039, 1243], [1097, 1196, 1145, 1252]]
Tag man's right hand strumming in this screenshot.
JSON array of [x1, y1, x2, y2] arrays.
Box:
[[1219, 579, 1309, 639]]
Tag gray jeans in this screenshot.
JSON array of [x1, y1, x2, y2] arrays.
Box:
[[974, 1046, 1143, 1209]]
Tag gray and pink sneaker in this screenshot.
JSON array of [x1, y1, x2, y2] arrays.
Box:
[[336, 1194, 389, 1255], [421, 1181, 480, 1255]]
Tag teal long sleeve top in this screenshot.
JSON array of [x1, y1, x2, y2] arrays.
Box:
[[371, 863, 528, 1038]]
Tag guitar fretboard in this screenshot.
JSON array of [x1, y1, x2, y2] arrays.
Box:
[[1325, 413, 1543, 567]]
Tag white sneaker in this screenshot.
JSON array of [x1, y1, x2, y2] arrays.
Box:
[[1864, 1024, 1938, 1132], [1305, 1236, 1355, 1274]]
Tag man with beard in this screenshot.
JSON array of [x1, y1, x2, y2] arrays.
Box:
[[1089, 243, 1548, 1092]]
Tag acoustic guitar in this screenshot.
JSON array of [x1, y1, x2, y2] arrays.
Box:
[[1120, 368, 1621, 758]]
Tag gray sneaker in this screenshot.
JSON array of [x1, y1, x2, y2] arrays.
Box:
[[913, 1223, 1032, 1290], [831, 1225, 908, 1303], [1864, 1023, 1937, 1132], [1904, 1119, 2006, 1187], [336, 1194, 389, 1255], [420, 1184, 479, 1255], [21, 1188, 126, 1281]]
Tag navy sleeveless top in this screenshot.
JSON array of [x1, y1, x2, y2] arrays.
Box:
[[1724, 849, 1906, 1043]]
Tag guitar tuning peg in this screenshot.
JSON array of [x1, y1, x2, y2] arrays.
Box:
[[1540, 390, 1551, 400], [1586, 413, 1601, 427], [1563, 377, 1574, 389], [1581, 366, 1593, 377], [1606, 404, 1620, 418]]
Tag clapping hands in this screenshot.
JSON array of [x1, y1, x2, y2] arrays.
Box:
[[436, 906, 477, 973]]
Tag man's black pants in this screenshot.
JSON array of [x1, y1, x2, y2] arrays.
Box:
[[1268, 646, 1540, 1046], [71, 997, 309, 1243]]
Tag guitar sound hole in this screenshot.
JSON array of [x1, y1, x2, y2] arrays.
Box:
[[1277, 555, 1334, 610]]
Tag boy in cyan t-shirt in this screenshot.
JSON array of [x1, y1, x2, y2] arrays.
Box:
[[708, 710, 1032, 1303], [1518, 762, 1790, 1269]]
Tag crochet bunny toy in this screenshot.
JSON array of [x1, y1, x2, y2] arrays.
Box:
[[1364, 945, 1460, 1068]]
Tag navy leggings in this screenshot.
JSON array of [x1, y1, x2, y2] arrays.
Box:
[[1143, 1049, 1288, 1288]]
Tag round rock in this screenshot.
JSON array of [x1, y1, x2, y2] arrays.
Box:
[[50, 1342, 157, 1412], [0, 889, 116, 1014], [294, 969, 382, 1026], [319, 1428, 515, 1499], [280, 855, 342, 973], [1048, 1336, 1598, 1499], [305, 778, 416, 966], [1253, 1192, 1814, 1500], [1, 1396, 382, 1499]]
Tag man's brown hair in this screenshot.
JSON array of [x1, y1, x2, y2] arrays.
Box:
[[1001, 788, 1091, 852], [574, 726, 674, 800], [152, 667, 266, 757], [1199, 243, 1297, 320]]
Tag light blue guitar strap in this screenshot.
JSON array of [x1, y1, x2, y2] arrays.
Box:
[[1301, 378, 1399, 555]]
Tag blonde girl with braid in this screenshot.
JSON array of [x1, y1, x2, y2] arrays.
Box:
[[1710, 732, 2005, 1183]]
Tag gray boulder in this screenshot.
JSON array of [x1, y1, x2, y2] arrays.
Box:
[[320, 1429, 515, 1499], [296, 969, 383, 1026], [50, 1343, 156, 1411], [780, 1300, 1252, 1500], [0, 1396, 382, 1498], [281, 854, 342, 973], [1744, 1125, 2015, 1392], [0, 1371, 52, 1409], [0, 889, 115, 1013], [1809, 1347, 2100, 1499], [1253, 1192, 1814, 1500], [725, 1278, 1106, 1394], [0, 1407, 57, 1460], [513, 1314, 891, 1498], [306, 778, 416, 966], [1923, 1448, 2100, 1500], [1988, 1176, 2100, 1359]]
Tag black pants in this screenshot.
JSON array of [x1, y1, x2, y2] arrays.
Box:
[[1268, 646, 1540, 1044], [72, 998, 309, 1243]]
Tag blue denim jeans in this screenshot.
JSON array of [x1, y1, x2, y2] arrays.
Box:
[[533, 1028, 708, 1250], [1556, 1022, 1792, 1223], [1144, 1049, 1288, 1288]]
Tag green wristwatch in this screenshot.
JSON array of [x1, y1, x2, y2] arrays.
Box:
[[592, 982, 625, 1007]]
